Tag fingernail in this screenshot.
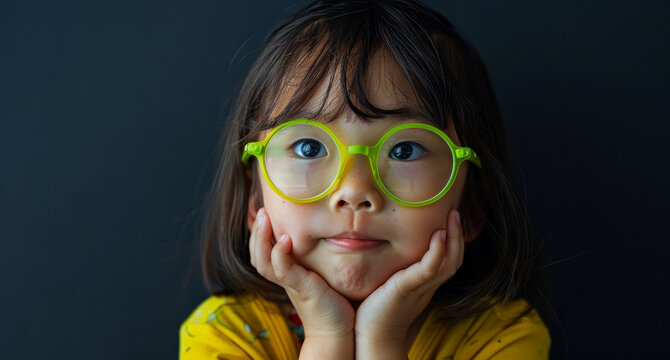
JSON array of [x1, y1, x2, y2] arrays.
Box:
[[278, 234, 289, 243], [455, 210, 461, 226], [257, 210, 265, 226], [439, 229, 447, 242]]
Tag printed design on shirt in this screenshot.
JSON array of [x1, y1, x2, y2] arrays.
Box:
[[287, 308, 304, 344], [186, 299, 253, 337], [188, 299, 230, 325], [202, 301, 235, 332], [184, 325, 196, 338], [185, 300, 270, 343], [244, 322, 269, 343]]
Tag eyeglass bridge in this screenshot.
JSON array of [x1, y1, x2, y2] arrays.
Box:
[[347, 144, 370, 156]]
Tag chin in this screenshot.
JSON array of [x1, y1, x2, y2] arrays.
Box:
[[338, 287, 374, 303], [328, 275, 386, 303], [307, 255, 398, 302]]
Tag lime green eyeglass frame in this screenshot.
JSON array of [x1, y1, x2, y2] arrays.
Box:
[[241, 118, 482, 207]]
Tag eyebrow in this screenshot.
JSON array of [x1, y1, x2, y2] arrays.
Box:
[[393, 106, 432, 121], [291, 105, 432, 123]]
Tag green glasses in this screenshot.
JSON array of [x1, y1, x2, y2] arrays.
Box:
[[242, 119, 481, 207]]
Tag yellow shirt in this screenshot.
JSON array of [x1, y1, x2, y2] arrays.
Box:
[[180, 294, 550, 359]]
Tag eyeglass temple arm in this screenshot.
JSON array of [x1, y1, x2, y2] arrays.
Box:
[[455, 147, 482, 168], [242, 142, 264, 165]]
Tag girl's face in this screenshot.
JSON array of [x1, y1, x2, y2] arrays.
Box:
[[249, 51, 469, 302]]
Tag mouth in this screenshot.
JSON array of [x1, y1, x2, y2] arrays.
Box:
[[324, 231, 388, 252]]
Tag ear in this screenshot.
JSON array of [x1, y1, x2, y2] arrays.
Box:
[[464, 209, 485, 243], [246, 168, 261, 233], [463, 174, 490, 243]]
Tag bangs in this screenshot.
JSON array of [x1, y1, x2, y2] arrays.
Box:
[[249, 2, 453, 132]]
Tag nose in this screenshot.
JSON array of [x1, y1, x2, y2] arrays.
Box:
[[328, 154, 383, 212]]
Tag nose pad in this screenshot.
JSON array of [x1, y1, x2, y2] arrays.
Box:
[[328, 155, 383, 212]]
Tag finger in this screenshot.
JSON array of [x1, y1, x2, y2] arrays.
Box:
[[420, 229, 448, 278], [270, 235, 318, 294], [388, 229, 447, 295], [407, 209, 463, 291], [439, 209, 464, 278]]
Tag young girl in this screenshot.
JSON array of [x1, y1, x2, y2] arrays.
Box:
[[180, 0, 551, 358]]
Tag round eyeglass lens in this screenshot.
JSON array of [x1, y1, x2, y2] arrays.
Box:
[[264, 123, 340, 199], [378, 127, 454, 203]]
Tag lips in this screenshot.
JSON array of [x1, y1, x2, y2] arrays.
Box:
[[324, 231, 388, 252]]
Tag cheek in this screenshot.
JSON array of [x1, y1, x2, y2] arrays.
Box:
[[386, 210, 440, 254], [260, 184, 321, 255], [259, 182, 290, 238], [400, 202, 452, 232], [265, 203, 309, 243], [389, 199, 453, 257]]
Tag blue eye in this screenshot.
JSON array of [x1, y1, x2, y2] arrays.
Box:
[[389, 141, 426, 161], [292, 139, 327, 159]]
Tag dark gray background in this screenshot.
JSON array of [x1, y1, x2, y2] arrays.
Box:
[[1, 0, 668, 358]]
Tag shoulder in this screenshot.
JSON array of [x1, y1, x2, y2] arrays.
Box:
[[181, 294, 250, 325], [457, 298, 551, 359], [179, 294, 283, 359], [489, 298, 550, 347], [488, 297, 548, 328], [412, 298, 551, 360]]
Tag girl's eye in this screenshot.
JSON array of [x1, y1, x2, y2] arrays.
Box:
[[291, 139, 327, 159], [389, 141, 426, 161]]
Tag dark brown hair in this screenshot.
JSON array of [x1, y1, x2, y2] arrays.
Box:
[[200, 0, 549, 324]]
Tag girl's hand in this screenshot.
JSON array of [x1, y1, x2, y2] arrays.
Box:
[[354, 209, 465, 359], [249, 208, 355, 359]]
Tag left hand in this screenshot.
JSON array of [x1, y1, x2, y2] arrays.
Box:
[[354, 209, 465, 357]]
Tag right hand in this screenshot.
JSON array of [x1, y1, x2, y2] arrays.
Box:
[[249, 208, 355, 343]]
